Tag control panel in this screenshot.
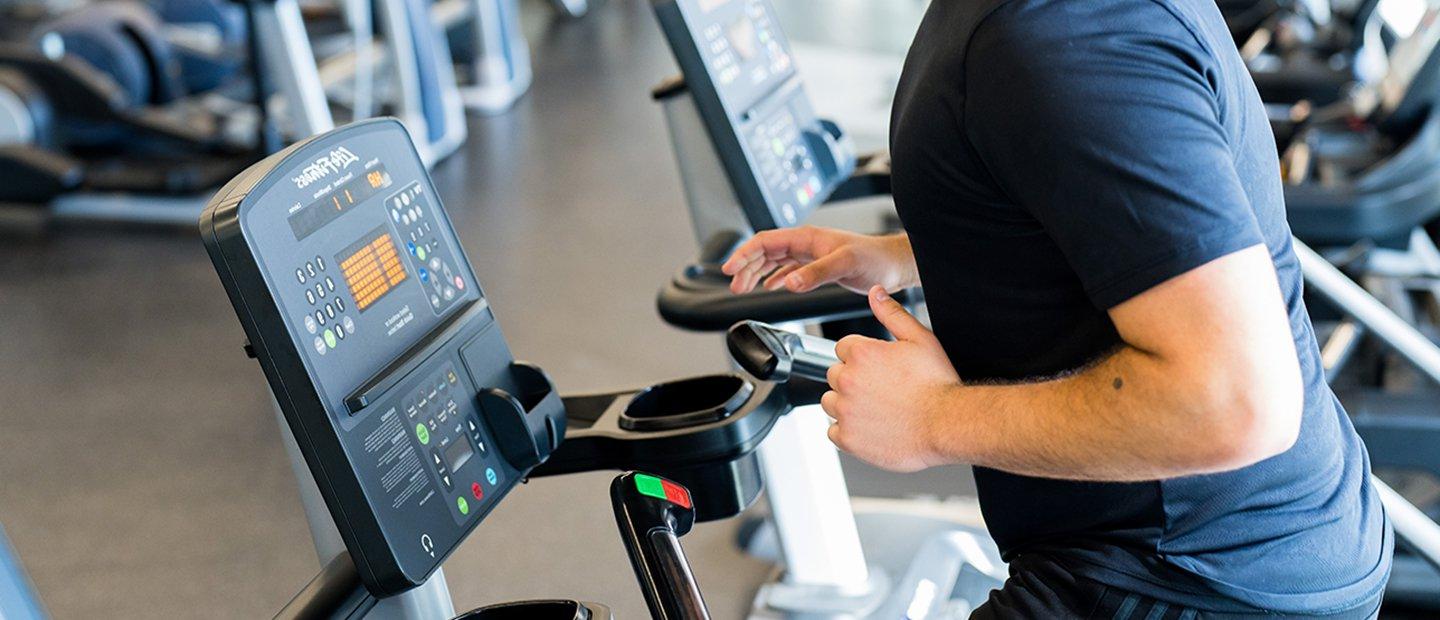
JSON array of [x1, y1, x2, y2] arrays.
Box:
[[654, 0, 855, 230], [200, 119, 563, 596]]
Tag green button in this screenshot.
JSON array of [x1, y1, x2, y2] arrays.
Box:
[[416, 423, 430, 445], [456, 496, 469, 515], [634, 474, 666, 501], [324, 329, 337, 348], [417, 246, 427, 261]]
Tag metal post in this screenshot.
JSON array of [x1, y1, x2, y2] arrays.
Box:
[[1295, 238, 1440, 384], [252, 0, 335, 138]]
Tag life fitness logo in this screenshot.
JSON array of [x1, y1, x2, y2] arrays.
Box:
[[291, 147, 361, 189]]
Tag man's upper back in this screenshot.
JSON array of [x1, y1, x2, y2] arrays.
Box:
[[889, 0, 1387, 612]]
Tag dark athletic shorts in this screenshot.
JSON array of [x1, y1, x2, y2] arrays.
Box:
[[971, 553, 1383, 619]]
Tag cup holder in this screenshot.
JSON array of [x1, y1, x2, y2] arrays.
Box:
[[620, 374, 754, 432], [455, 599, 609, 620]]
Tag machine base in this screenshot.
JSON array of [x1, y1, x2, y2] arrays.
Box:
[[743, 497, 1005, 619]]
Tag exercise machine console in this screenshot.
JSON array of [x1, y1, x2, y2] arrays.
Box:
[[652, 0, 855, 235]]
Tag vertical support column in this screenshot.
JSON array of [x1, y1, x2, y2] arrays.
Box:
[[756, 404, 871, 590], [252, 0, 334, 138], [458, 0, 533, 114], [274, 402, 455, 619]]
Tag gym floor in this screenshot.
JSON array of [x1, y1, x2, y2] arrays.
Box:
[[0, 0, 977, 617]]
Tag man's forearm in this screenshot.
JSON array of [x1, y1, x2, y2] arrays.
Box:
[[926, 344, 1294, 481]]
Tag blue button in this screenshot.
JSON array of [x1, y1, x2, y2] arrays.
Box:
[[485, 467, 498, 486], [407, 242, 417, 255], [419, 268, 429, 283]]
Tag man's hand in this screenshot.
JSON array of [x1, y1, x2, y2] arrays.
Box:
[[821, 286, 960, 472], [720, 227, 918, 295]]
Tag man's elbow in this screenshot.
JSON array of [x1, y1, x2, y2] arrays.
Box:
[[1191, 370, 1303, 472]]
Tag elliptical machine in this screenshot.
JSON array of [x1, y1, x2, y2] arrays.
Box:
[[197, 117, 812, 619]]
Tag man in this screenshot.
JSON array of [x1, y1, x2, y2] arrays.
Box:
[[721, 0, 1391, 616]]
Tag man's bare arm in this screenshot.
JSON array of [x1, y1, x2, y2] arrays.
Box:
[[923, 245, 1304, 480]]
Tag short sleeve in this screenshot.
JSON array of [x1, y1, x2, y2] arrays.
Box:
[[964, 0, 1266, 309]]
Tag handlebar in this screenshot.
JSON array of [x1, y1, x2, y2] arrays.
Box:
[[726, 320, 838, 383], [610, 473, 710, 620]]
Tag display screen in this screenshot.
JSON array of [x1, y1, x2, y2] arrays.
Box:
[[444, 437, 474, 473], [692, 0, 791, 110], [289, 165, 393, 241], [337, 226, 409, 312]]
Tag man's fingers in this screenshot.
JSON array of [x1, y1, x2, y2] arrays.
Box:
[[834, 334, 879, 362], [820, 390, 841, 420], [721, 228, 818, 276], [868, 285, 931, 342], [825, 363, 843, 391], [784, 249, 854, 293], [763, 264, 802, 291]]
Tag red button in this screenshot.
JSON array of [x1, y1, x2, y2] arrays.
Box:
[[471, 482, 484, 500], [454, 276, 465, 290], [660, 479, 691, 509]]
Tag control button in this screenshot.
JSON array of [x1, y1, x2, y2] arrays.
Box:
[[315, 310, 326, 326], [304, 315, 318, 334], [781, 203, 797, 224], [316, 256, 326, 271], [315, 283, 325, 299], [305, 290, 315, 305], [325, 277, 335, 292], [323, 329, 336, 349], [402, 192, 412, 206], [456, 496, 468, 515], [325, 304, 336, 319], [485, 467, 498, 486], [443, 286, 455, 301], [466, 419, 477, 433], [416, 246, 427, 261], [415, 205, 424, 218], [407, 242, 417, 256], [392, 209, 400, 222], [402, 213, 411, 225], [416, 423, 430, 445], [313, 336, 326, 355], [454, 276, 465, 291], [431, 294, 440, 307], [419, 268, 429, 283], [335, 324, 345, 340], [342, 316, 356, 334], [442, 474, 453, 490], [408, 208, 418, 222], [336, 298, 347, 312], [471, 482, 483, 500], [421, 534, 435, 557], [296, 268, 306, 284], [429, 257, 441, 271], [305, 262, 316, 278], [447, 370, 458, 385], [432, 452, 443, 467]]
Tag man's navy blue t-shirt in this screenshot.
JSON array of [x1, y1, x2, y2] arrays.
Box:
[[889, 0, 1391, 613]]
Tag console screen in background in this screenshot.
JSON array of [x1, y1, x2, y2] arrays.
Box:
[[695, 0, 792, 110], [337, 227, 409, 312]]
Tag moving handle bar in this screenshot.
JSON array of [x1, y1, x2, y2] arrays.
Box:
[[726, 316, 1440, 574], [659, 230, 917, 331]]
